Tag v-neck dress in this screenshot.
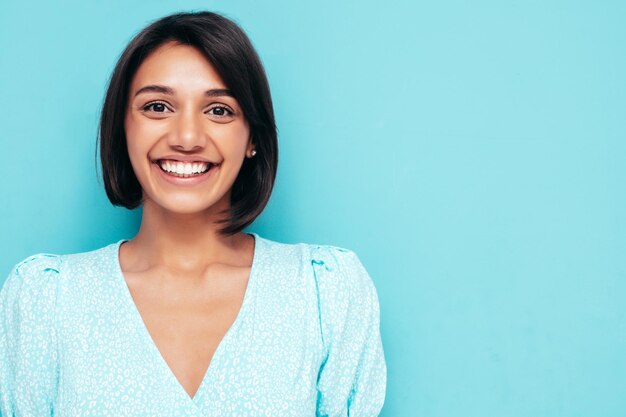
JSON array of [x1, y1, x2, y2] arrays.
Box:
[[0, 233, 386, 416]]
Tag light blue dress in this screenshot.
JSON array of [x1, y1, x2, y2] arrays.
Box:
[[0, 233, 386, 416]]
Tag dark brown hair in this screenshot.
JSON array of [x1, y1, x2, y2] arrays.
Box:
[[97, 11, 278, 235]]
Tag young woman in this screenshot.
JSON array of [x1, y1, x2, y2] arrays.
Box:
[[0, 11, 386, 416]]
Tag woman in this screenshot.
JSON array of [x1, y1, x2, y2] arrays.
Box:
[[0, 11, 386, 416]]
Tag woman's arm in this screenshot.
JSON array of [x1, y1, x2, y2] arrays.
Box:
[[0, 253, 61, 416], [311, 246, 387, 416]]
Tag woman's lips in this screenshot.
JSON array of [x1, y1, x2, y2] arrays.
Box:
[[152, 161, 218, 186]]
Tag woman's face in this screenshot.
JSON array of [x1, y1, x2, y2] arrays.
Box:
[[124, 41, 253, 216]]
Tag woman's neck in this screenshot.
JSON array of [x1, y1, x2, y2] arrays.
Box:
[[122, 198, 252, 276]]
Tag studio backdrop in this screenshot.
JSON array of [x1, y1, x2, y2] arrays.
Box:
[[1, 1, 625, 416]]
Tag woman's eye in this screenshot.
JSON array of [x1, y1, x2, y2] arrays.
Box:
[[142, 102, 170, 113], [207, 105, 234, 118]]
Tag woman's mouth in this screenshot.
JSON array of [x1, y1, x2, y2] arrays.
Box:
[[153, 159, 219, 184], [156, 159, 216, 177]]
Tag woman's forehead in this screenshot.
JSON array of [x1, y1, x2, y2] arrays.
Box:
[[130, 42, 228, 95]]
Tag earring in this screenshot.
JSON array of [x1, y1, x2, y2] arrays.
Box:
[[250, 149, 257, 157]]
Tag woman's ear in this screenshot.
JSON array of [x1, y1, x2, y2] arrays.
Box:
[[246, 137, 256, 158]]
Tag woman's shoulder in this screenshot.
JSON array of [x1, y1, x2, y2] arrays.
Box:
[[2, 240, 122, 292], [2, 252, 64, 295], [256, 232, 358, 262], [0, 253, 64, 333], [255, 233, 377, 293], [10, 252, 63, 276], [257, 235, 383, 371]]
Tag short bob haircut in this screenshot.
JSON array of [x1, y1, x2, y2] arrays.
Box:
[[98, 11, 278, 236]]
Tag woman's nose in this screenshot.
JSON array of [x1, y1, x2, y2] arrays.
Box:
[[169, 108, 206, 150]]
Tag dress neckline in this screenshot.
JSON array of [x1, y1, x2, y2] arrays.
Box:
[[110, 232, 263, 407]]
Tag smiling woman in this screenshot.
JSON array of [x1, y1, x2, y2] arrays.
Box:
[[0, 11, 387, 416], [124, 41, 254, 216]]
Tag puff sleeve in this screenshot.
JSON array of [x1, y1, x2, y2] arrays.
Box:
[[0, 254, 62, 416], [311, 246, 387, 417]]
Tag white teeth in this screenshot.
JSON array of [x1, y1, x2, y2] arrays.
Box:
[[158, 160, 210, 177]]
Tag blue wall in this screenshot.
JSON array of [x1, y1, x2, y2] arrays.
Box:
[[1, 1, 625, 415]]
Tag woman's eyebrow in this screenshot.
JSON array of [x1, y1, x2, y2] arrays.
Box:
[[134, 85, 174, 97], [133, 85, 233, 98], [205, 88, 233, 98]]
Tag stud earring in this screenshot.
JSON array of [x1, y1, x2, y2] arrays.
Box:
[[250, 149, 257, 157]]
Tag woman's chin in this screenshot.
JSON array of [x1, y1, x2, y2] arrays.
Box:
[[144, 195, 226, 216]]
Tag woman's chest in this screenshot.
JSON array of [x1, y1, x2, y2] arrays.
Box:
[[123, 268, 251, 400], [54, 271, 324, 416]]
